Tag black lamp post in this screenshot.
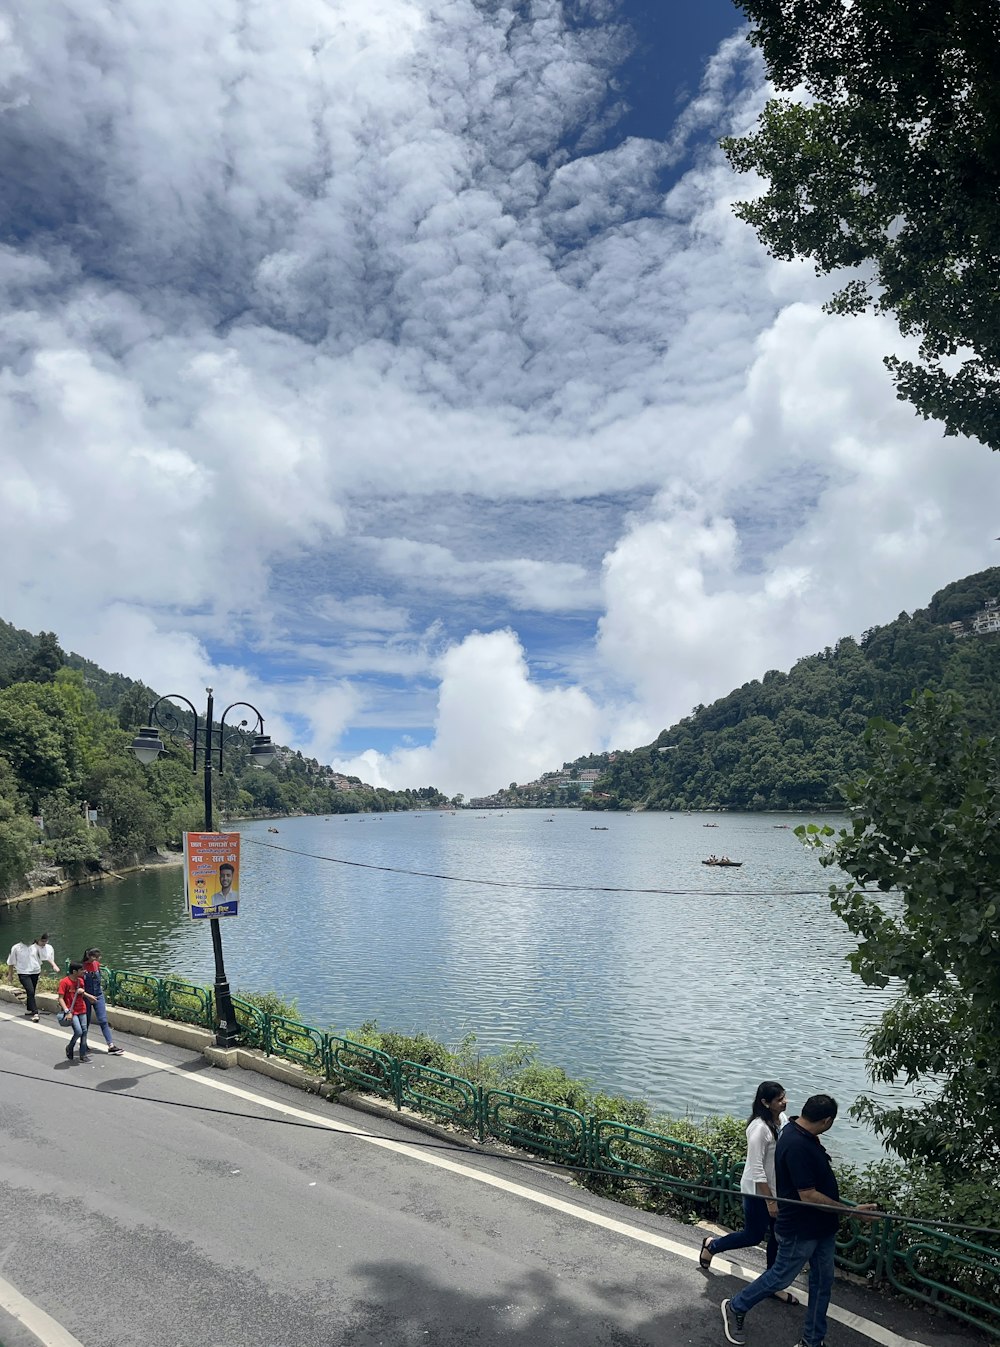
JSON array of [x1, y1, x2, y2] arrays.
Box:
[[130, 687, 275, 1048]]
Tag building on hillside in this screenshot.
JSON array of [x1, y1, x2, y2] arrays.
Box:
[[972, 598, 1000, 635]]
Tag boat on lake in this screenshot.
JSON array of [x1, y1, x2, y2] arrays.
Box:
[[702, 856, 742, 867]]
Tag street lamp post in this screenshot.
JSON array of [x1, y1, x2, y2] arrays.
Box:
[[130, 687, 275, 1048]]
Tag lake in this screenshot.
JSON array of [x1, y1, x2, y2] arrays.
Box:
[[1, 809, 906, 1162]]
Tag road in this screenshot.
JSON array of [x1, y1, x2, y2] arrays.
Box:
[[0, 1009, 985, 1347]]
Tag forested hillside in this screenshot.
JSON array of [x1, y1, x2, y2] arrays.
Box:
[[587, 569, 1000, 812], [0, 622, 447, 895]]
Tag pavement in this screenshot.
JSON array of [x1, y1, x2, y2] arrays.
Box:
[[0, 1007, 990, 1347]]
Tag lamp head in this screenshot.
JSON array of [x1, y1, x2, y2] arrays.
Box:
[[250, 734, 275, 769], [130, 726, 164, 765]]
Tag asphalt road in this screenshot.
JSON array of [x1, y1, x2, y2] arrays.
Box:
[[0, 1010, 987, 1347]]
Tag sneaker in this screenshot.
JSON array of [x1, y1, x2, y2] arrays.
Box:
[[721, 1299, 746, 1346], [65, 1046, 74, 1060], [79, 1054, 91, 1063], [108, 1045, 125, 1055]]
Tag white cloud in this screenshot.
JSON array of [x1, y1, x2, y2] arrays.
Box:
[[596, 303, 1000, 739], [335, 629, 602, 797], [1, 3, 996, 794]]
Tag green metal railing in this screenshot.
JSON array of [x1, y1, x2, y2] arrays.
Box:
[[328, 1035, 397, 1099], [398, 1059, 479, 1131], [97, 968, 1000, 1338], [483, 1090, 587, 1164], [591, 1119, 721, 1211], [882, 1221, 1000, 1339]]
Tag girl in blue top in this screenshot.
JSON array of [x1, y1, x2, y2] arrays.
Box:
[[81, 947, 125, 1056]]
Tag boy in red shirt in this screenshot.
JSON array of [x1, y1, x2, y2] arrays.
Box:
[[58, 962, 93, 1062]]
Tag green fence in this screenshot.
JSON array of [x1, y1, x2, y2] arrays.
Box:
[[100, 968, 1000, 1338]]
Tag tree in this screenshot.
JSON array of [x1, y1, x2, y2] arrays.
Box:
[[90, 763, 164, 856], [0, 759, 38, 892], [723, 1, 1000, 450], [0, 682, 80, 805], [39, 788, 106, 875], [798, 691, 1000, 1176], [117, 681, 155, 732], [8, 631, 66, 685]]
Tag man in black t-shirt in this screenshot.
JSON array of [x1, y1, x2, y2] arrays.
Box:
[[721, 1094, 878, 1347]]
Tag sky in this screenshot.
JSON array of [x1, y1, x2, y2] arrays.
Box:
[[1, 0, 997, 799]]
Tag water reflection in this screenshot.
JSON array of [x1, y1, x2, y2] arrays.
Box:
[[1, 810, 906, 1161]]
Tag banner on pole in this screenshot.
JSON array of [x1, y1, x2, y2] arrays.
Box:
[[183, 831, 241, 919]]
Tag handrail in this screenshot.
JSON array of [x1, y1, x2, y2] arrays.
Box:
[[98, 967, 1000, 1339]]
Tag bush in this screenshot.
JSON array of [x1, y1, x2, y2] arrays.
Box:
[[234, 987, 300, 1020]]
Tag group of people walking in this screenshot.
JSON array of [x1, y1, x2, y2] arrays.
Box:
[[7, 933, 125, 1062], [701, 1079, 877, 1347]]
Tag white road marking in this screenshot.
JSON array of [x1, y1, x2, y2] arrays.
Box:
[[1, 1011, 925, 1346], [0, 1272, 86, 1347]]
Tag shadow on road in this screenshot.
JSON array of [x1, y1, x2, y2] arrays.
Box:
[[340, 1256, 772, 1347]]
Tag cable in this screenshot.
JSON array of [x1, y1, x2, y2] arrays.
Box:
[[244, 838, 894, 897], [1, 1065, 994, 1240]]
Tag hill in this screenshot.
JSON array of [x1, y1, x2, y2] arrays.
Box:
[[0, 621, 447, 895], [469, 751, 618, 808], [585, 568, 1000, 812]]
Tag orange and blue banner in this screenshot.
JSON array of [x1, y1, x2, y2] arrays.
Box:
[[183, 831, 241, 919]]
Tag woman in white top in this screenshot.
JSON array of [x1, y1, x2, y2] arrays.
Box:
[[6, 932, 57, 1021], [698, 1080, 799, 1305]]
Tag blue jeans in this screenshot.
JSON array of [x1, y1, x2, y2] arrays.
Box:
[[711, 1195, 777, 1267], [68, 1014, 89, 1057], [730, 1229, 837, 1347], [87, 993, 114, 1047]]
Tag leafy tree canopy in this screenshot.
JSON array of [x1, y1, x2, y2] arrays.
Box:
[[798, 691, 1000, 1175], [724, 0, 1000, 449]]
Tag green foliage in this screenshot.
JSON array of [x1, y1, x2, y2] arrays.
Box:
[[925, 567, 1000, 626], [799, 690, 1000, 1181], [0, 759, 40, 892], [7, 631, 66, 685], [0, 682, 80, 803], [836, 1158, 1000, 1302], [38, 788, 107, 875], [360, 1027, 453, 1071], [723, 1, 1000, 450], [234, 987, 301, 1019], [589, 572, 1000, 811]]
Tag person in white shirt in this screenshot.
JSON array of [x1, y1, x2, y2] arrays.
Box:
[[34, 933, 58, 974], [698, 1080, 800, 1306], [7, 932, 57, 1021]]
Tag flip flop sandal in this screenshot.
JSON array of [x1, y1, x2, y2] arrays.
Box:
[[699, 1237, 715, 1270]]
